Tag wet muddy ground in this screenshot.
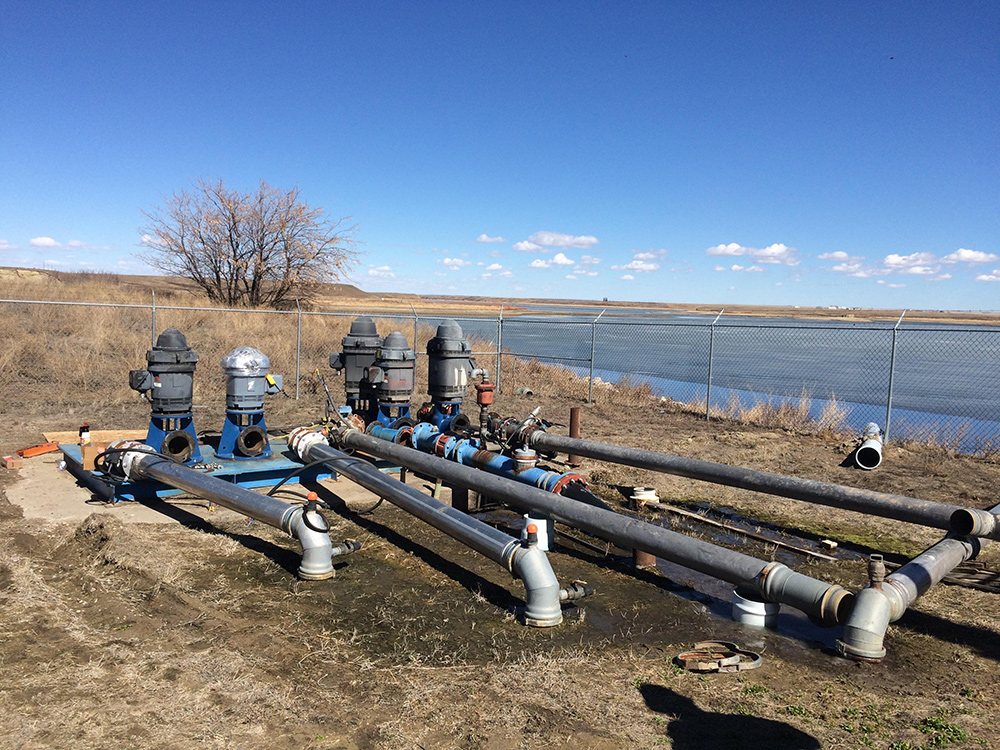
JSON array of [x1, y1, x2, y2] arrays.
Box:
[[1, 395, 999, 748]]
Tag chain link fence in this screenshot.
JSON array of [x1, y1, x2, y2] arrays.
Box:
[[2, 298, 999, 455]]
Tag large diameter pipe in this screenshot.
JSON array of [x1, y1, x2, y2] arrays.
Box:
[[287, 429, 564, 627], [513, 428, 997, 539], [328, 426, 853, 626], [108, 440, 335, 580]]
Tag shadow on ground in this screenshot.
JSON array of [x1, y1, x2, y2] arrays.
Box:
[[639, 684, 821, 749]]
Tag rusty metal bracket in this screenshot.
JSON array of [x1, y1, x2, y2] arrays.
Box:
[[674, 641, 763, 673]]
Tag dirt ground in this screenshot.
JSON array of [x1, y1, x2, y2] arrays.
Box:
[[1, 390, 998, 749]]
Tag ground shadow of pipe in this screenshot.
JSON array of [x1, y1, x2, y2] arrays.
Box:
[[896, 607, 1000, 662], [303, 481, 524, 615], [130, 496, 307, 578], [639, 684, 821, 749]]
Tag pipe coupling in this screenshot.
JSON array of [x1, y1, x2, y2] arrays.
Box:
[[288, 427, 328, 461], [106, 439, 157, 480], [950, 507, 1000, 540]]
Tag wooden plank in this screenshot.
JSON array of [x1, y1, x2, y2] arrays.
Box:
[[644, 501, 838, 562], [44, 429, 147, 443]]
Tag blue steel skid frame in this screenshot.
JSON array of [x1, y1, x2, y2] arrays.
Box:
[[60, 438, 335, 502]]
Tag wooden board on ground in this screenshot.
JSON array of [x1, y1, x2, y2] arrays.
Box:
[[43, 429, 147, 443]]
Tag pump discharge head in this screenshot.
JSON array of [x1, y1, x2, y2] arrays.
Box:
[[422, 319, 479, 431], [216, 346, 283, 460], [129, 328, 202, 463], [330, 317, 382, 416], [367, 331, 415, 426]]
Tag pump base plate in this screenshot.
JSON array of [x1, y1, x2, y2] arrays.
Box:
[[60, 438, 336, 502]]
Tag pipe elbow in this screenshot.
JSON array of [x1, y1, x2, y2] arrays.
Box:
[[836, 586, 893, 662], [510, 545, 563, 628], [287, 507, 336, 580]]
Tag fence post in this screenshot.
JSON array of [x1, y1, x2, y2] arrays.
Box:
[[151, 289, 156, 346], [705, 309, 724, 420], [496, 305, 504, 394], [295, 299, 302, 400], [884, 309, 906, 443], [410, 303, 418, 368], [588, 309, 606, 405]]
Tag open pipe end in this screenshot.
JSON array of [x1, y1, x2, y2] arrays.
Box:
[[855, 441, 883, 471], [950, 507, 998, 539]]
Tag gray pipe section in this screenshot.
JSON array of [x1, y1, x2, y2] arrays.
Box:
[[111, 442, 335, 580], [838, 532, 985, 661], [516, 429, 996, 539], [331, 427, 853, 625], [288, 430, 563, 627]]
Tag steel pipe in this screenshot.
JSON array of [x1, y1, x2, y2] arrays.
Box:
[[505, 425, 993, 538], [106, 440, 336, 580], [287, 429, 565, 627], [323, 426, 853, 626]]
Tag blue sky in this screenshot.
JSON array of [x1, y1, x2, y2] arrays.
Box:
[[1, 2, 997, 310]]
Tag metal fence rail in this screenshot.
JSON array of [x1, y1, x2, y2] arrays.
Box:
[[1, 297, 998, 454]]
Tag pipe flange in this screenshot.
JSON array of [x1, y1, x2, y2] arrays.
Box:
[[161, 429, 197, 462], [550, 473, 587, 495], [106, 439, 156, 480], [288, 427, 327, 460], [434, 434, 452, 458], [236, 425, 268, 457]]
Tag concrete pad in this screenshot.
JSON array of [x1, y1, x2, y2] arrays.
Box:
[[7, 452, 452, 525]]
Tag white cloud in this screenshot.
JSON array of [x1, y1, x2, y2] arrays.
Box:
[[476, 233, 505, 243], [552, 252, 574, 265], [620, 274, 635, 281], [942, 248, 998, 264], [901, 265, 936, 275], [0, 239, 17, 250], [565, 274, 577, 280], [481, 273, 492, 279], [498, 270, 513, 278], [731, 264, 744, 271], [140, 234, 162, 246], [368, 265, 395, 278], [611, 259, 659, 272], [745, 265, 764, 273], [513, 240, 544, 253], [30, 237, 61, 247], [577, 270, 599, 277], [706, 242, 799, 266], [975, 269, 1000, 282], [933, 273, 952, 280], [818, 251, 849, 261], [443, 257, 470, 269], [633, 249, 668, 260], [67, 240, 87, 248], [774, 282, 782, 286], [579, 255, 601, 265], [887, 283, 905, 288], [883, 252, 936, 268], [527, 231, 598, 249], [713, 265, 726, 272], [486, 263, 503, 271], [529, 259, 551, 269]]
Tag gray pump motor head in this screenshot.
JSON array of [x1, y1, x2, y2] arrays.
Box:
[[129, 328, 199, 416], [426, 319, 477, 403], [330, 316, 382, 399], [368, 331, 415, 404], [221, 346, 283, 413]]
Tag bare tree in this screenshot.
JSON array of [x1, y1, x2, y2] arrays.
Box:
[[140, 178, 358, 308]]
